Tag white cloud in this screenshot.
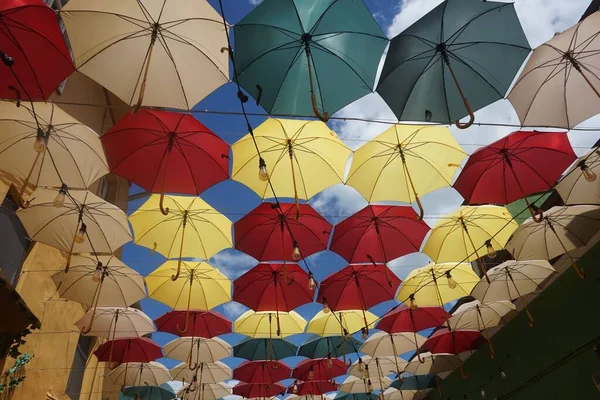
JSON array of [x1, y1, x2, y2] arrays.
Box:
[[210, 248, 257, 279], [221, 302, 249, 320]]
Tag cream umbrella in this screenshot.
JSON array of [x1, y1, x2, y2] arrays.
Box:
[[17, 188, 132, 270], [177, 382, 231, 400], [556, 148, 600, 205], [61, 0, 229, 110], [471, 260, 556, 327], [404, 352, 462, 376], [349, 356, 407, 379], [163, 337, 232, 369], [508, 12, 600, 129], [108, 361, 172, 388], [383, 388, 427, 400], [339, 375, 392, 394], [0, 101, 108, 205], [361, 332, 426, 359], [129, 194, 232, 280], [75, 306, 155, 338], [448, 299, 516, 358], [51, 254, 146, 308], [505, 205, 600, 279], [171, 361, 232, 385]]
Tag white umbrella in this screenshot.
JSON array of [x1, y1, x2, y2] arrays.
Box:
[[75, 306, 154, 337], [404, 352, 462, 376], [556, 148, 600, 205], [170, 361, 232, 385], [177, 382, 231, 400], [339, 375, 392, 394], [470, 260, 556, 327], [163, 337, 232, 368], [361, 332, 426, 359], [61, 0, 229, 110], [108, 361, 172, 388], [349, 356, 407, 379]]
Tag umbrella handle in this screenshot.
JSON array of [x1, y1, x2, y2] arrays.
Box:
[[159, 191, 170, 216], [305, 45, 329, 122], [172, 258, 182, 281], [572, 261, 585, 280], [417, 351, 425, 364], [414, 195, 424, 221], [460, 365, 469, 379], [283, 264, 295, 285], [443, 56, 475, 129], [17, 151, 42, 209]]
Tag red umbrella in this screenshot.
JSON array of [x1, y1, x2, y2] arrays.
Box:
[[154, 310, 231, 338], [233, 360, 291, 383], [292, 358, 347, 381], [317, 264, 401, 336], [377, 305, 449, 333], [289, 380, 339, 396], [234, 382, 286, 398], [102, 110, 229, 214], [0, 0, 74, 101], [94, 337, 162, 363], [421, 328, 485, 355], [330, 205, 429, 264], [235, 202, 331, 261], [454, 130, 576, 219]]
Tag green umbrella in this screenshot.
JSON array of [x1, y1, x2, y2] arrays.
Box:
[[297, 335, 362, 359], [233, 0, 387, 121], [233, 338, 298, 360], [506, 192, 552, 225], [377, 0, 530, 128], [123, 384, 175, 400], [335, 394, 378, 400], [390, 376, 436, 391]]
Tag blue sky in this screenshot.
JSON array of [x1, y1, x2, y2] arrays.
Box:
[[119, 0, 600, 392]]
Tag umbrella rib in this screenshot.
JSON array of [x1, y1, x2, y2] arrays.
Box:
[[171, 139, 202, 194], [446, 50, 505, 98], [234, 37, 302, 78], [260, 144, 294, 199], [445, 3, 513, 44], [176, 136, 229, 177], [309, 40, 373, 89]]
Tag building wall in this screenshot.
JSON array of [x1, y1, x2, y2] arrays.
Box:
[[0, 72, 130, 400]]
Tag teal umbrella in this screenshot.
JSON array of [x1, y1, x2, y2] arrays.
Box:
[[377, 0, 530, 128], [123, 383, 175, 400], [335, 394, 378, 400], [390, 376, 436, 391], [234, 338, 298, 360], [233, 0, 387, 121], [297, 335, 362, 359]]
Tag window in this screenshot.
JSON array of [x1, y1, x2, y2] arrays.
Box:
[[0, 195, 30, 286], [65, 335, 93, 400]]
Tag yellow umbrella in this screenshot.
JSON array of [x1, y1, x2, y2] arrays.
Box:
[[422, 206, 517, 282], [306, 310, 378, 338], [231, 118, 351, 218], [129, 194, 232, 280], [396, 263, 479, 308], [346, 125, 465, 219], [146, 260, 230, 333], [234, 310, 306, 338]]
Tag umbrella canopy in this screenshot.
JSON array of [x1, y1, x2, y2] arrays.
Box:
[[234, 360, 291, 383], [235, 383, 286, 399], [234, 310, 307, 338], [234, 338, 298, 361], [0, 101, 107, 193], [61, 0, 228, 109], [454, 130, 576, 207], [505, 205, 600, 278], [345, 125, 465, 214], [396, 263, 479, 307], [231, 119, 351, 211], [17, 187, 131, 258], [0, 0, 74, 100], [383, 388, 427, 400], [361, 332, 426, 358], [94, 337, 163, 363], [330, 205, 430, 264], [377, 0, 530, 127], [292, 358, 347, 381], [339, 376, 392, 393], [298, 335, 362, 359], [233, 0, 387, 119], [234, 202, 331, 261], [405, 352, 462, 375], [348, 356, 407, 379], [307, 310, 378, 337], [178, 383, 231, 400], [101, 110, 229, 202], [108, 362, 172, 387], [123, 384, 175, 400], [556, 148, 600, 205], [51, 255, 146, 308], [448, 300, 516, 331], [154, 310, 231, 338], [129, 194, 232, 269], [377, 305, 450, 333], [163, 337, 232, 365], [290, 380, 339, 396], [422, 206, 517, 279], [390, 376, 436, 391], [421, 328, 485, 355], [335, 394, 378, 400], [171, 361, 232, 384], [317, 264, 401, 311], [234, 263, 314, 312], [146, 260, 231, 310], [75, 306, 155, 339], [508, 12, 600, 129]]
